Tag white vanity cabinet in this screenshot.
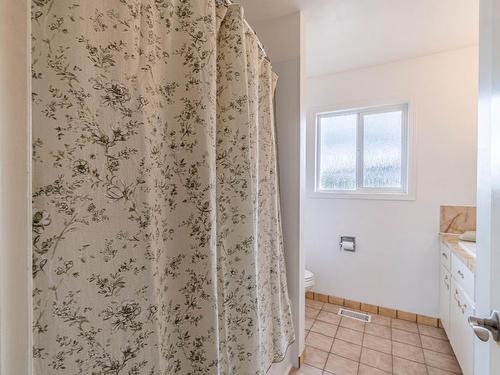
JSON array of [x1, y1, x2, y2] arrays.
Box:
[[439, 239, 475, 375]]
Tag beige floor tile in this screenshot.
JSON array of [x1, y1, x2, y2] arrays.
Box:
[[336, 327, 363, 345], [306, 307, 320, 319], [324, 354, 359, 375], [340, 316, 365, 332], [330, 338, 362, 361], [370, 314, 391, 327], [365, 322, 391, 339], [322, 303, 342, 313], [302, 303, 459, 375], [393, 356, 428, 375], [392, 328, 421, 347], [423, 350, 462, 374], [421, 335, 454, 355], [362, 334, 391, 354], [305, 331, 334, 352], [427, 366, 459, 375], [360, 347, 392, 372], [305, 318, 314, 330], [392, 318, 419, 333], [358, 364, 391, 374], [310, 320, 338, 338], [392, 341, 425, 363], [306, 299, 325, 310], [418, 324, 448, 340], [289, 364, 323, 375], [317, 311, 341, 325], [303, 345, 328, 369]]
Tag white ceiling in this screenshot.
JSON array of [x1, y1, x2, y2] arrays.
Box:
[[237, 0, 479, 77]]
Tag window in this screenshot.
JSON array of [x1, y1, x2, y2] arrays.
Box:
[[316, 104, 409, 196]]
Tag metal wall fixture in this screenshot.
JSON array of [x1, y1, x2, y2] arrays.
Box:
[[340, 236, 356, 252]]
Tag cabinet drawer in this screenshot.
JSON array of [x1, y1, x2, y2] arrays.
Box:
[[451, 253, 474, 298], [440, 242, 451, 270]]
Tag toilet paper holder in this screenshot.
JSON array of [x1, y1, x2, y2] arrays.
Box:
[[340, 236, 356, 252]]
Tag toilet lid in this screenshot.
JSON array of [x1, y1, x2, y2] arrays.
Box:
[[305, 269, 314, 280]]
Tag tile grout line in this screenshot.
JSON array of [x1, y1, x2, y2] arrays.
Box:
[[319, 305, 327, 372], [417, 324, 430, 375], [357, 315, 365, 375]]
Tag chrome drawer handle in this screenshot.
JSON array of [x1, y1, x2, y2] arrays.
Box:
[[457, 270, 465, 279], [453, 290, 466, 313]]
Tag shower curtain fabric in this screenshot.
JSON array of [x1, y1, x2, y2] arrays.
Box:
[[31, 1, 294, 374]]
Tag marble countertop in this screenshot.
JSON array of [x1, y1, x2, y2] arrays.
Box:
[[439, 233, 476, 273]]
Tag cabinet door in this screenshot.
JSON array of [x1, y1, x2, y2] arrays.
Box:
[[450, 279, 474, 375], [439, 264, 451, 333], [451, 253, 475, 299]]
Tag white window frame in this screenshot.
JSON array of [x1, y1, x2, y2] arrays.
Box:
[[310, 102, 415, 201]]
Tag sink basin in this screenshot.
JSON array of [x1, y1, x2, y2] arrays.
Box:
[[459, 241, 477, 257]]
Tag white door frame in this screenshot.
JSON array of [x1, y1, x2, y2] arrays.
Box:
[[0, 0, 32, 374], [474, 0, 500, 373]]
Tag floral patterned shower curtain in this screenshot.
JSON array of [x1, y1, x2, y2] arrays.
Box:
[[31, 0, 294, 374]]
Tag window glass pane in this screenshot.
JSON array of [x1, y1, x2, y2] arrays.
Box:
[[318, 114, 357, 190], [363, 111, 403, 188]]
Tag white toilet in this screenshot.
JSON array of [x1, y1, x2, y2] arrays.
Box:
[[305, 269, 315, 291]]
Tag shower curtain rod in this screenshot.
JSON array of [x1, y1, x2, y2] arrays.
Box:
[[223, 0, 269, 59]]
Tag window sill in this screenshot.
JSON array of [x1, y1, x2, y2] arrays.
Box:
[[308, 190, 416, 201]]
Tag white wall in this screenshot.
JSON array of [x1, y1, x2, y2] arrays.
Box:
[[252, 12, 305, 371], [0, 0, 31, 374], [274, 57, 303, 368], [304, 47, 478, 317]]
